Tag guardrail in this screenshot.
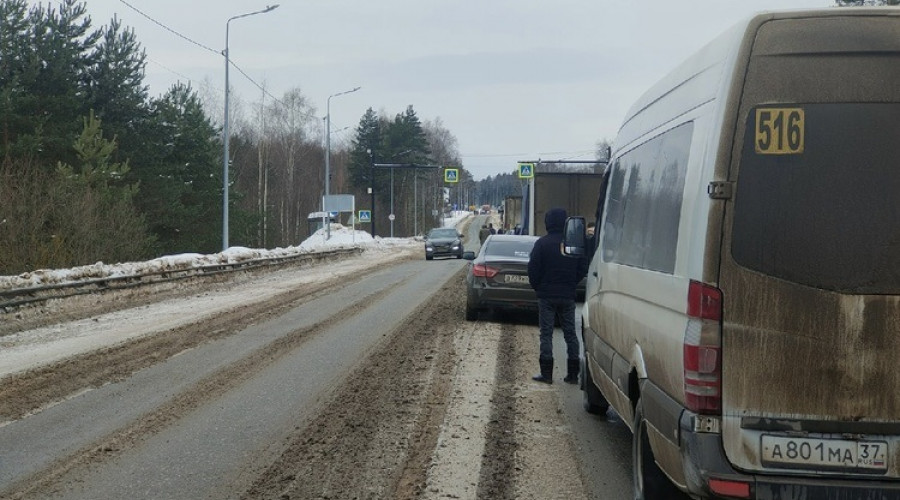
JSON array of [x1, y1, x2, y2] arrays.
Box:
[[0, 247, 363, 311]]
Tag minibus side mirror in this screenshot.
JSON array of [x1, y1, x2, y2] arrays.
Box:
[[562, 216, 586, 257]]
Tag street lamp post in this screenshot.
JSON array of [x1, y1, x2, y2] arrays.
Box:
[[367, 148, 375, 238], [325, 86, 361, 201], [324, 86, 360, 240], [414, 169, 418, 236], [222, 4, 279, 251], [390, 166, 394, 238]]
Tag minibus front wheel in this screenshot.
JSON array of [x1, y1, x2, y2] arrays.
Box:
[[581, 358, 609, 415]]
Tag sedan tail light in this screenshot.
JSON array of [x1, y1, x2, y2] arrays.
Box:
[[472, 264, 499, 278]]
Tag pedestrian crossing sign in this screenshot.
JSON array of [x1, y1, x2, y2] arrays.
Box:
[[518, 163, 534, 179], [444, 168, 459, 183], [358, 210, 371, 222]]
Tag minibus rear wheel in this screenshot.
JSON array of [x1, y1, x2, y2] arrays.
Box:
[[633, 401, 689, 500]]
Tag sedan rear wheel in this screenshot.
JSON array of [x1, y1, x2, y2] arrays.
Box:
[[465, 286, 479, 321]]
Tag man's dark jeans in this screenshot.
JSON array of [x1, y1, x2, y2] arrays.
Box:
[[538, 297, 579, 361]]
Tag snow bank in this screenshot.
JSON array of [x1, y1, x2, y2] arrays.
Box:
[[0, 212, 471, 291]]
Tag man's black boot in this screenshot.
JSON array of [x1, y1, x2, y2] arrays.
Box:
[[532, 357, 553, 384], [564, 358, 579, 384]]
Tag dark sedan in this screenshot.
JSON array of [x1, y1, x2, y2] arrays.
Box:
[[424, 227, 464, 260], [463, 234, 539, 320]]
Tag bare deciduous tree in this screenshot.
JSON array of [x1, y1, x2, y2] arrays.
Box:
[[265, 87, 320, 246]]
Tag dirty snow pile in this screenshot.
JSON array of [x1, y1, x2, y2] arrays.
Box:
[[0, 213, 470, 292]]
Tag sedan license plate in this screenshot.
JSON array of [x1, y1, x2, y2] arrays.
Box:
[[761, 435, 888, 472], [504, 274, 529, 284]]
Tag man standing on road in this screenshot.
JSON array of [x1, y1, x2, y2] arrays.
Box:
[[527, 208, 586, 384], [479, 224, 491, 244]]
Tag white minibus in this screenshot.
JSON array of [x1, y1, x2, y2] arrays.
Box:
[[566, 8, 900, 500]]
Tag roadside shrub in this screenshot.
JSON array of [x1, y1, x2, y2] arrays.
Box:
[[0, 155, 154, 276]]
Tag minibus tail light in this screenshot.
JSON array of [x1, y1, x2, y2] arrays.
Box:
[[685, 281, 723, 414], [688, 279, 722, 321]]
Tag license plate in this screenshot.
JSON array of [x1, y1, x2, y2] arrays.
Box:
[[761, 435, 888, 472], [504, 274, 529, 284]]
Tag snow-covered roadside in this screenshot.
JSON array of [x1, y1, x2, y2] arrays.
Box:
[[0, 213, 472, 377], [0, 212, 471, 292]]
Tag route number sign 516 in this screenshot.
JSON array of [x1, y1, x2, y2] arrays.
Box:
[[755, 107, 804, 155]]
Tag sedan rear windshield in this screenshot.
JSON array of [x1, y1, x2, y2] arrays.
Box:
[[732, 103, 900, 294], [484, 239, 536, 259]]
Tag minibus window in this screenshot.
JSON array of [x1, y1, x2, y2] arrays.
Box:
[[732, 103, 900, 294], [602, 123, 693, 274]]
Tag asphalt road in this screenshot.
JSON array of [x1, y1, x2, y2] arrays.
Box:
[[471, 211, 635, 499], [554, 310, 634, 499], [0, 214, 638, 499], [0, 256, 467, 499]]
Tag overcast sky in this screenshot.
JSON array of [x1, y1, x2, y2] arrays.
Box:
[[59, 0, 832, 180]]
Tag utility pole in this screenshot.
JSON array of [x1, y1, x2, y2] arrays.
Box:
[[367, 148, 376, 238]]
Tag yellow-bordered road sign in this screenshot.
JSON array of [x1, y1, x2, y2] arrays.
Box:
[[518, 163, 534, 179], [444, 168, 459, 183]]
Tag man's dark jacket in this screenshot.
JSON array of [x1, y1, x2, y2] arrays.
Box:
[[528, 208, 587, 300]]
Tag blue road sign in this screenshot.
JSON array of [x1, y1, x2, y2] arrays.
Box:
[[518, 163, 534, 179], [444, 168, 459, 183], [358, 210, 372, 222]]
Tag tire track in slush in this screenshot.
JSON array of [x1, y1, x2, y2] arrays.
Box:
[[240, 270, 468, 499], [0, 257, 413, 423], [475, 321, 519, 499], [1, 275, 409, 500], [421, 317, 501, 500]]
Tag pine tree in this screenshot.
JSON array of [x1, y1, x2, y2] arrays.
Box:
[[85, 15, 150, 164], [135, 83, 226, 254], [387, 105, 430, 165], [0, 0, 32, 156], [54, 111, 152, 264], [348, 107, 385, 191], [5, 0, 100, 165]]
